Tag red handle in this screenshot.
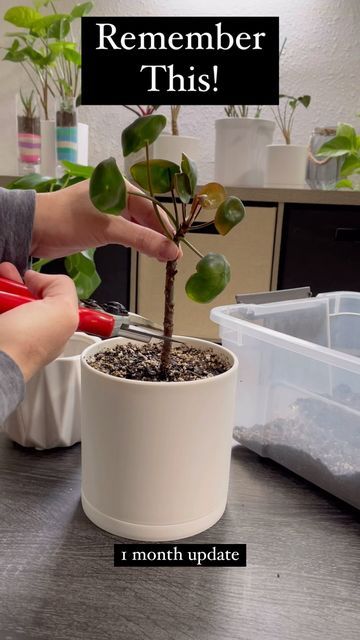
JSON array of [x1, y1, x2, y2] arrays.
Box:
[[0, 276, 115, 339]]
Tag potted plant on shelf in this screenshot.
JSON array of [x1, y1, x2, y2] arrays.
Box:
[[80, 112, 245, 541], [315, 122, 360, 190], [265, 93, 311, 188], [16, 89, 41, 175], [123, 105, 200, 176], [3, 0, 92, 175], [214, 103, 275, 187]]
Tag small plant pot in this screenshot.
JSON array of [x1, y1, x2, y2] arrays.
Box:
[[17, 116, 41, 175], [265, 144, 308, 188], [81, 336, 238, 541], [40, 120, 89, 177], [214, 118, 275, 187], [3, 332, 100, 450]]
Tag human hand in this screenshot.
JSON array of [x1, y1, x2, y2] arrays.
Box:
[[32, 178, 182, 262], [0, 263, 78, 382]]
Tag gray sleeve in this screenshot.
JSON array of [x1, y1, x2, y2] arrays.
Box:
[[0, 187, 36, 274], [0, 187, 35, 422], [0, 352, 25, 425]]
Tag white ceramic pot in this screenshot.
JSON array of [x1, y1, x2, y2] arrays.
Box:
[[124, 134, 200, 179], [81, 336, 238, 541], [2, 332, 100, 450], [40, 120, 89, 177], [265, 144, 308, 188], [214, 118, 275, 187]]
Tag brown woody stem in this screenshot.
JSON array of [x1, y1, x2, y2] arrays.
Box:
[[159, 257, 178, 378]]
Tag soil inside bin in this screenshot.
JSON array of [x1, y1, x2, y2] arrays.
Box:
[[234, 390, 360, 509]]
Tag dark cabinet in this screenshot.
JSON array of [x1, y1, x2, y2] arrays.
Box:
[[278, 203, 360, 295]]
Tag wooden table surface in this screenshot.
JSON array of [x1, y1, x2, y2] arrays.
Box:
[[0, 433, 359, 640]]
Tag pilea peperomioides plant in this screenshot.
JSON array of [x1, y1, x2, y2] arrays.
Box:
[[89, 114, 245, 377]]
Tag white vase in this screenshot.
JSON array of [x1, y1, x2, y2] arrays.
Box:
[[2, 332, 100, 450], [124, 134, 200, 179], [81, 336, 238, 541], [214, 118, 275, 187], [265, 144, 308, 188], [40, 120, 89, 177]]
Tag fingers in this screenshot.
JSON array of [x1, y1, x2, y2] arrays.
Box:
[[105, 216, 181, 262], [24, 270, 78, 303], [0, 262, 23, 283]]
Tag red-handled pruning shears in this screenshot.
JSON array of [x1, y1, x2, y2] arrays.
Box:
[[0, 276, 164, 342]]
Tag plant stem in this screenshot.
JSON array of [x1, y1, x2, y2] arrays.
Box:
[[171, 186, 179, 228], [123, 105, 141, 117], [159, 258, 178, 378], [179, 236, 204, 258], [127, 190, 177, 232], [171, 106, 180, 135]]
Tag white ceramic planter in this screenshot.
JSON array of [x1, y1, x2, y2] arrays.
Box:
[[81, 336, 238, 541], [214, 118, 275, 187], [2, 333, 100, 450], [265, 144, 308, 188], [124, 134, 200, 179], [40, 120, 89, 177]]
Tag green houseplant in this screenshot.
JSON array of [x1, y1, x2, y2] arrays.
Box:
[[89, 113, 245, 375], [81, 113, 245, 542], [3, 1, 92, 118], [316, 122, 360, 189], [3, 1, 92, 174]]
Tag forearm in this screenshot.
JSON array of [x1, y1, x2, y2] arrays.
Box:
[[0, 188, 35, 273]]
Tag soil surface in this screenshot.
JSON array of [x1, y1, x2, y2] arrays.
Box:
[[87, 342, 231, 382], [56, 110, 77, 127], [17, 115, 40, 134]]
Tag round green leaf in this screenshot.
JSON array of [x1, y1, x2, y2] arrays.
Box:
[[198, 182, 227, 209], [130, 159, 179, 193], [215, 196, 245, 235], [90, 157, 126, 215], [174, 172, 191, 203], [185, 253, 230, 303], [181, 153, 197, 196], [122, 114, 166, 157]]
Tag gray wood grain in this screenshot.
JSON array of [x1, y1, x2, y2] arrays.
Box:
[[0, 433, 359, 640]]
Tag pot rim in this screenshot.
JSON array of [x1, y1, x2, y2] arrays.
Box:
[[57, 332, 100, 362], [266, 143, 308, 149], [158, 133, 200, 141], [81, 335, 238, 386], [215, 117, 275, 126]]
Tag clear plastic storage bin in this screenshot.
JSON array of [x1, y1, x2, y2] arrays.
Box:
[[211, 293, 360, 509]]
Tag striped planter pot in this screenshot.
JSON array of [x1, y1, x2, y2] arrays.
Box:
[[56, 126, 78, 163], [18, 131, 41, 164]]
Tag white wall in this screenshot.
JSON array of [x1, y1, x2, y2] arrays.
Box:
[[0, 0, 359, 179]]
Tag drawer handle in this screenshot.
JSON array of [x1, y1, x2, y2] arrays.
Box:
[[335, 228, 360, 241]]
